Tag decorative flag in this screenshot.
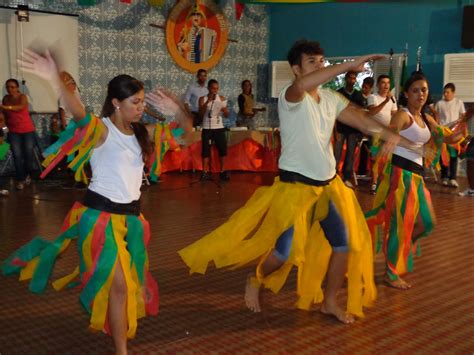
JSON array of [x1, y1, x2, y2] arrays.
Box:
[[416, 46, 422, 72], [236, 1, 245, 20], [388, 61, 395, 93], [388, 48, 395, 98], [148, 0, 165, 5], [399, 51, 408, 93], [78, 0, 96, 5]]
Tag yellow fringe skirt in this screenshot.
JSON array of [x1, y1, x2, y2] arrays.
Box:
[[179, 176, 376, 317]]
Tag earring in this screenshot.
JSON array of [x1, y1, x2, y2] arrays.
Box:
[[115, 106, 120, 110]]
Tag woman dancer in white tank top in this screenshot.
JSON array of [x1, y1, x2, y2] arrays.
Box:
[[366, 73, 465, 290], [2, 49, 190, 354]]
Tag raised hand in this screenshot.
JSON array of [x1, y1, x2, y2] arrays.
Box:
[[146, 88, 193, 132], [146, 89, 180, 116], [349, 54, 387, 73], [18, 49, 60, 83]]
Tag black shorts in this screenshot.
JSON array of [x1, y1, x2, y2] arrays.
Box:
[[201, 128, 227, 158]]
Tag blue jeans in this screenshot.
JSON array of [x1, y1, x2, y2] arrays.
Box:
[[8, 132, 36, 181], [273, 201, 349, 261]]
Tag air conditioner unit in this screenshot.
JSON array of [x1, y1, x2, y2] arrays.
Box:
[[444, 53, 474, 103]]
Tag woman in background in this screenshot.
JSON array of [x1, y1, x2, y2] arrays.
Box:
[[1, 78, 36, 190], [237, 80, 265, 129]]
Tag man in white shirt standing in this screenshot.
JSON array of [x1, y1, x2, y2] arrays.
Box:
[[178, 40, 420, 326], [184, 69, 208, 127], [435, 83, 466, 187], [367, 75, 398, 126], [241, 41, 413, 323], [367, 75, 398, 193]]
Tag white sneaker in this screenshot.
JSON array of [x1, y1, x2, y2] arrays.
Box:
[[25, 175, 32, 185], [441, 178, 449, 186], [458, 189, 474, 197], [0, 189, 9, 196], [344, 180, 354, 189], [16, 182, 25, 190], [448, 179, 459, 188]]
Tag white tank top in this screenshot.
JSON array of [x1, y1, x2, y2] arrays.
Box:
[[393, 108, 431, 165], [201, 95, 226, 129], [88, 117, 144, 203]]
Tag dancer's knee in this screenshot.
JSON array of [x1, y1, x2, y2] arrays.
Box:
[[110, 263, 127, 300], [272, 226, 294, 261], [320, 202, 349, 253]]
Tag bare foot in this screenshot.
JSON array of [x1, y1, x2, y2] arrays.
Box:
[[320, 301, 355, 324], [384, 276, 412, 290], [244, 274, 261, 313]]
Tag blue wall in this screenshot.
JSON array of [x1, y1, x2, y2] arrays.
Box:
[[269, 1, 474, 96]]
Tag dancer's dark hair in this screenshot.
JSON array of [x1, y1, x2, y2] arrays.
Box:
[[287, 39, 324, 67]]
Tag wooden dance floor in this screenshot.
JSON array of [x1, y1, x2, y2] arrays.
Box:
[[1, 172, 473, 353]]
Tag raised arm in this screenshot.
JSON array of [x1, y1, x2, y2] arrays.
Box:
[[145, 88, 193, 137], [337, 105, 416, 156], [18, 49, 86, 121], [424, 113, 467, 145], [286, 54, 386, 103], [367, 92, 394, 116], [144, 106, 166, 122]]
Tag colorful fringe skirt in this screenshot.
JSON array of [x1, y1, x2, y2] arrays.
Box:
[[1, 202, 159, 339], [365, 160, 436, 280], [179, 176, 376, 318]]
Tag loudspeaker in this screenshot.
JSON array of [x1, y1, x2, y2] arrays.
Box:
[[461, 5, 474, 49]]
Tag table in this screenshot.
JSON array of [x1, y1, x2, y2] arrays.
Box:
[[161, 130, 281, 173]]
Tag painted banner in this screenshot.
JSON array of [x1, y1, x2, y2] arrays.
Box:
[[166, 0, 229, 72]]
